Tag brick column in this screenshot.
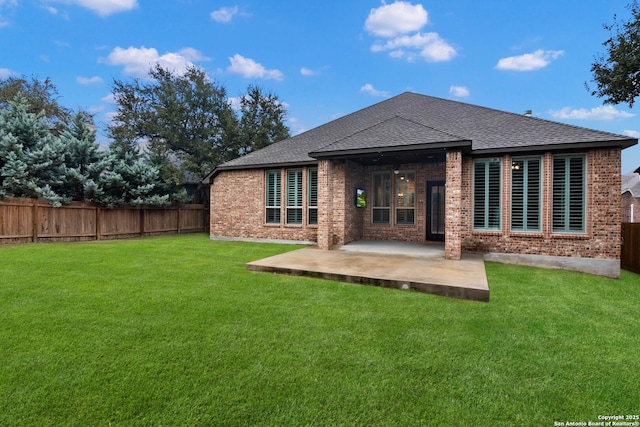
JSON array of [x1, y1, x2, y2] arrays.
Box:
[[317, 159, 333, 250], [445, 150, 462, 260]]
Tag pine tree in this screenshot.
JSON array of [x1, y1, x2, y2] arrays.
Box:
[[97, 147, 169, 208], [56, 112, 110, 202], [0, 95, 66, 205]]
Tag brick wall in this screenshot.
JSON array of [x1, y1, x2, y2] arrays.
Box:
[[445, 151, 462, 260], [328, 161, 366, 246], [210, 148, 622, 262], [210, 168, 317, 242], [317, 160, 332, 249], [460, 148, 622, 260]]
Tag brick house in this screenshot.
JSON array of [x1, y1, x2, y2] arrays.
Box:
[[204, 92, 637, 277], [622, 168, 640, 222]]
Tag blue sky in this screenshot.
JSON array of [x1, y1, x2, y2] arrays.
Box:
[[1, 0, 640, 172]]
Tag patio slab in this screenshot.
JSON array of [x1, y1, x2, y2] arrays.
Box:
[[246, 241, 489, 302]]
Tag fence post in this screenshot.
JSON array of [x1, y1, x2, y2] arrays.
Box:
[[32, 200, 38, 243], [140, 207, 145, 237], [177, 206, 181, 234], [96, 206, 101, 240]]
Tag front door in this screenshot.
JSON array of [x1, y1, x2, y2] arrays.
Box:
[[427, 181, 445, 241]]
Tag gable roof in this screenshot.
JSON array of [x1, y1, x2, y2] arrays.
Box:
[[206, 92, 637, 180], [622, 172, 640, 197], [310, 115, 470, 157]]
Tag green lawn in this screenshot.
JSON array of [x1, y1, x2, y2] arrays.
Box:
[[0, 234, 638, 426]]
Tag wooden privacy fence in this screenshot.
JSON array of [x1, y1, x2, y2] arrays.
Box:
[[621, 222, 640, 275], [0, 198, 207, 244]]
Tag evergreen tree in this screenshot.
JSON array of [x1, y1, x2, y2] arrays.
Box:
[[56, 112, 110, 202], [0, 95, 66, 205], [97, 147, 169, 208]]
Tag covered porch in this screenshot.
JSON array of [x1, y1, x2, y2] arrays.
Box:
[[313, 148, 465, 261]]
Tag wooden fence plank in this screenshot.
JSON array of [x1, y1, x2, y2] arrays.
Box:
[[0, 198, 207, 244], [621, 222, 640, 275]]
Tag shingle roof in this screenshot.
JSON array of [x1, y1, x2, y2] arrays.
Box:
[[622, 172, 640, 197], [209, 92, 637, 178], [310, 116, 470, 156]]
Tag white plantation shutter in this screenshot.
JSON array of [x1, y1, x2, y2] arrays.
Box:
[[553, 155, 585, 233], [265, 170, 281, 224], [511, 158, 541, 232], [286, 169, 303, 224], [308, 168, 318, 225], [473, 159, 501, 230]]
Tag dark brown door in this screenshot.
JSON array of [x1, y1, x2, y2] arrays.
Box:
[[427, 181, 445, 241]]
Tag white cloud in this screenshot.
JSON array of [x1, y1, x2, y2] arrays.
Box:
[[101, 93, 116, 104], [46, 0, 139, 17], [365, 2, 456, 63], [227, 54, 283, 80], [210, 6, 238, 23], [76, 76, 103, 85], [87, 105, 105, 114], [624, 130, 640, 138], [0, 67, 14, 78], [44, 5, 69, 19], [371, 32, 456, 62], [228, 96, 241, 110], [360, 83, 388, 98], [496, 49, 564, 71], [365, 1, 428, 37], [450, 85, 470, 98], [0, 0, 17, 27], [300, 67, 316, 76], [549, 106, 634, 121], [103, 46, 207, 78]]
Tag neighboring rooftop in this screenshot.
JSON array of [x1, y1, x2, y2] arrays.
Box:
[[622, 170, 640, 197], [208, 92, 637, 178]]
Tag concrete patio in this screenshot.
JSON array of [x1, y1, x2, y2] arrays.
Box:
[[246, 241, 489, 301]]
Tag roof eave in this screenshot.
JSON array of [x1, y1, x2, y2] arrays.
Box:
[[309, 140, 472, 159], [471, 138, 638, 156], [202, 160, 318, 183]]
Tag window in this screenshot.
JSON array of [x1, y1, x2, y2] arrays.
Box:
[[553, 155, 585, 233], [308, 168, 318, 225], [511, 158, 541, 232], [395, 171, 415, 225], [473, 158, 502, 230], [372, 172, 391, 224], [286, 169, 303, 224], [265, 170, 281, 224]]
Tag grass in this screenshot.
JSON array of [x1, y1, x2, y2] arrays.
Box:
[[0, 234, 639, 426]]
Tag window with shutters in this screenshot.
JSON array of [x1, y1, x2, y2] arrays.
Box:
[[286, 169, 303, 224], [473, 158, 502, 231], [395, 171, 415, 225], [552, 155, 585, 233], [308, 168, 318, 225], [511, 157, 541, 232], [265, 170, 281, 224], [372, 171, 391, 224]]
